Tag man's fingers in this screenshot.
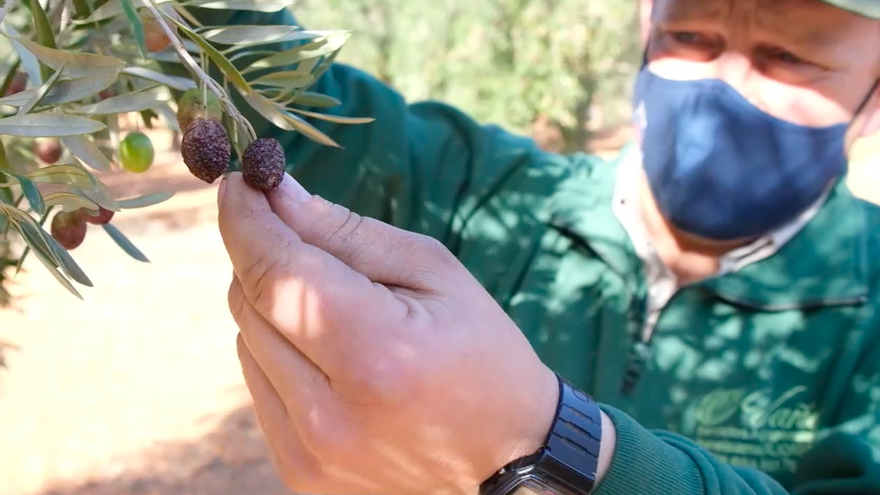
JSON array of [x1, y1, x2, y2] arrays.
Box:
[[236, 333, 323, 489], [220, 173, 405, 374], [228, 276, 330, 416], [266, 173, 457, 291]]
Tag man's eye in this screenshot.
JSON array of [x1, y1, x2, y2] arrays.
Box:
[[671, 32, 705, 45], [769, 49, 805, 64]]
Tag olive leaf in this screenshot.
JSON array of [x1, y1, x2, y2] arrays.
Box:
[[242, 91, 339, 147], [250, 71, 313, 90], [0, 71, 117, 108], [26, 164, 101, 191], [116, 190, 175, 209], [102, 224, 149, 262], [151, 103, 181, 132], [0, 114, 105, 137], [74, 0, 177, 24], [120, 0, 147, 57], [180, 0, 292, 12], [287, 107, 374, 125], [0, 171, 45, 215], [61, 136, 113, 172], [21, 0, 57, 81], [17, 63, 65, 115], [289, 92, 342, 108], [241, 34, 350, 74], [42, 190, 100, 212], [197, 25, 303, 45], [166, 15, 250, 91], [70, 87, 171, 115], [12, 38, 126, 78], [77, 0, 286, 24], [0, 203, 83, 298], [121, 66, 196, 91]]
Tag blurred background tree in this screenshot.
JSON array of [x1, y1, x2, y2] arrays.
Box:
[[295, 0, 641, 153]]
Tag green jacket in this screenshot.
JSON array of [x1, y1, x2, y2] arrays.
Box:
[[184, 7, 880, 495]]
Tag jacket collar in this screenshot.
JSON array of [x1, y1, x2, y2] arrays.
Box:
[[547, 143, 870, 310]]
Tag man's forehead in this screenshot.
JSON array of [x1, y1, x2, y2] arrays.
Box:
[[653, 0, 857, 48], [656, 0, 836, 20]]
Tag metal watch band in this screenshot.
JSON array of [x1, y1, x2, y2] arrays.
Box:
[[480, 373, 602, 495]]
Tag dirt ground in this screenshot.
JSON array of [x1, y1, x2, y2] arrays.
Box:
[[0, 124, 878, 495]]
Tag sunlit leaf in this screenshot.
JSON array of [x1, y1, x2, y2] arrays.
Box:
[[198, 25, 300, 45], [288, 107, 374, 125], [242, 34, 350, 73], [0, 72, 117, 108], [13, 38, 125, 78], [166, 16, 250, 91], [43, 190, 100, 212], [4, 25, 43, 86], [17, 63, 64, 115], [250, 71, 313, 90], [74, 0, 176, 24], [70, 87, 171, 115], [26, 164, 100, 191], [61, 136, 112, 172], [121, 66, 196, 91], [181, 0, 291, 11], [0, 114, 105, 137]]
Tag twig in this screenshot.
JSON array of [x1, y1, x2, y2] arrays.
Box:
[[139, 0, 256, 142]]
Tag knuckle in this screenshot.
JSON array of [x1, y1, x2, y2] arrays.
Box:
[[406, 233, 459, 283], [347, 353, 420, 405], [297, 409, 352, 458], [323, 203, 363, 246], [227, 280, 247, 321], [238, 246, 292, 308]]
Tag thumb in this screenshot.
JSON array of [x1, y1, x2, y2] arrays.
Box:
[[266, 173, 456, 292]]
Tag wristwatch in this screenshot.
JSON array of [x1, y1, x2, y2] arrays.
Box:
[[479, 373, 602, 495]]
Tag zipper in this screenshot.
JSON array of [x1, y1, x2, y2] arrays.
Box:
[[619, 284, 679, 397], [619, 289, 649, 396]]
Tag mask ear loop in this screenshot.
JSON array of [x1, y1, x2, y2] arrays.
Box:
[[852, 78, 880, 120]]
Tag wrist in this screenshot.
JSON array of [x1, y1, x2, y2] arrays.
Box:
[[481, 372, 614, 495]]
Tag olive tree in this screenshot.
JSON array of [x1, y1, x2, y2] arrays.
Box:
[[0, 0, 367, 307]]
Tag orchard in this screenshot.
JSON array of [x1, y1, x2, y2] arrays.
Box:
[[0, 0, 371, 305]]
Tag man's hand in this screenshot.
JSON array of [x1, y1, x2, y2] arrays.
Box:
[[217, 172, 561, 495]]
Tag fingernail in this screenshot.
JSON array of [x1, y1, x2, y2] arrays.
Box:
[[276, 172, 311, 202], [218, 174, 228, 207]]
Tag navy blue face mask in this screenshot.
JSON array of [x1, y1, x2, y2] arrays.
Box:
[[632, 66, 877, 241]]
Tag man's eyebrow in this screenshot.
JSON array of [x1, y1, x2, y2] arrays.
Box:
[[755, 15, 846, 52]]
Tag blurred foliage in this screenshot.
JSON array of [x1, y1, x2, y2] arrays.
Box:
[[295, 0, 641, 152]]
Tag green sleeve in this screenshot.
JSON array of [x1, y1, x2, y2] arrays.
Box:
[[594, 337, 880, 495], [161, 7, 558, 244]]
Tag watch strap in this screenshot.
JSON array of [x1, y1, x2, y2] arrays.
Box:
[[480, 373, 602, 494]]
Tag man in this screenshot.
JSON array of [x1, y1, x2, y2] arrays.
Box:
[[197, 0, 880, 493]]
